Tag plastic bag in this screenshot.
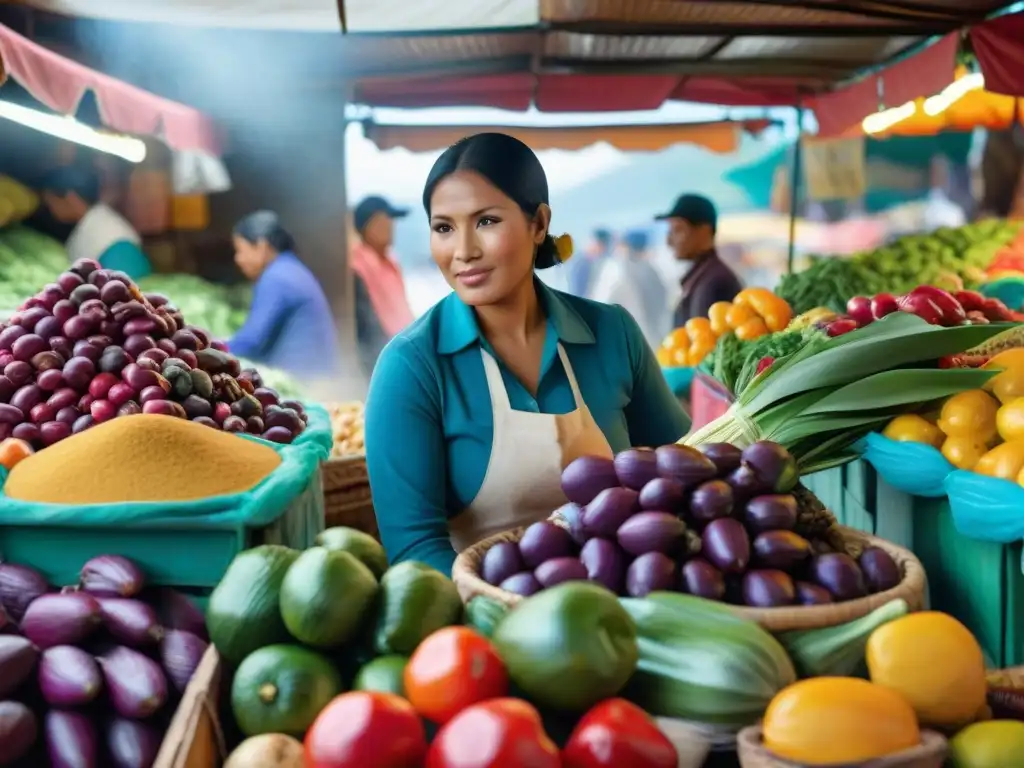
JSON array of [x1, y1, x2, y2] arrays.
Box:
[[859, 432, 954, 498], [945, 470, 1024, 544]]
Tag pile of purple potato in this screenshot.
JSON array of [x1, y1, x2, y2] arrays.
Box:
[[0, 555, 209, 767], [0, 257, 308, 449], [479, 441, 902, 606]]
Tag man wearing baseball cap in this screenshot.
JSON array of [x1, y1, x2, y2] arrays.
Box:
[[656, 193, 742, 328], [351, 195, 415, 375]]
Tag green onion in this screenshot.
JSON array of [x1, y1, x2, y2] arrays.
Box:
[[683, 313, 1009, 473]]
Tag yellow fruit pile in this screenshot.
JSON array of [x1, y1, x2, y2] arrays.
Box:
[[883, 349, 1024, 480], [656, 288, 792, 367], [763, 611, 1024, 767]]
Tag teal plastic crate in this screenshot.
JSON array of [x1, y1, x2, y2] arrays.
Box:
[[808, 460, 1024, 668], [0, 408, 332, 591]]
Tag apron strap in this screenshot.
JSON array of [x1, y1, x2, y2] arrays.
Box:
[[556, 344, 585, 409], [480, 348, 512, 411]]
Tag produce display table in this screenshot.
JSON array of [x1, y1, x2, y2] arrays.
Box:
[[804, 461, 1024, 669]]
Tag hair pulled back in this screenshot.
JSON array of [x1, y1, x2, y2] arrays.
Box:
[[233, 210, 296, 254], [422, 132, 572, 269]]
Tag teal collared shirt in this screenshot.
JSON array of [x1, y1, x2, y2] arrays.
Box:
[[364, 281, 691, 575]]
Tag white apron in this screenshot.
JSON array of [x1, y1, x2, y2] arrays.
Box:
[[448, 344, 614, 552]]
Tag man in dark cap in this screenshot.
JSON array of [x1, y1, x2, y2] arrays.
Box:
[[351, 195, 414, 375], [656, 193, 742, 328]]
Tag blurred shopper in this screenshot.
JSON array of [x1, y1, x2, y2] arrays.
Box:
[[351, 195, 415, 375], [41, 164, 152, 280], [656, 193, 742, 327], [590, 229, 668, 346], [565, 227, 612, 297], [228, 210, 340, 379]]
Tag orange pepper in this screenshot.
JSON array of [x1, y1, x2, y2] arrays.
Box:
[[689, 336, 717, 366], [707, 303, 733, 336], [685, 316, 714, 340], [734, 288, 793, 333], [735, 316, 769, 341], [662, 327, 690, 352], [725, 303, 758, 329], [655, 347, 674, 367]]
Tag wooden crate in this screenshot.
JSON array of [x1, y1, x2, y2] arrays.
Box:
[[155, 646, 225, 768]]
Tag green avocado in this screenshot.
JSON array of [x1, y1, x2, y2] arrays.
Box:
[[316, 527, 389, 579], [231, 644, 343, 738], [493, 582, 638, 712], [464, 596, 508, 639], [206, 545, 299, 665], [373, 561, 462, 655], [279, 547, 379, 649], [353, 655, 408, 696]]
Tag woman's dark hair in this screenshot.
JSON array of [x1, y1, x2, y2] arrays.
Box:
[[42, 164, 101, 206], [233, 210, 296, 254], [422, 132, 565, 269]]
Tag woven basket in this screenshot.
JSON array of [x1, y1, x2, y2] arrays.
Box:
[[451, 525, 927, 632], [321, 454, 377, 538], [987, 665, 1024, 718], [736, 726, 947, 768]]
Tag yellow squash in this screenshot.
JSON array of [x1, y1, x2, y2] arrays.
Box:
[[984, 352, 1024, 405], [866, 611, 987, 730], [938, 390, 1000, 445], [882, 415, 944, 448], [762, 677, 921, 764]]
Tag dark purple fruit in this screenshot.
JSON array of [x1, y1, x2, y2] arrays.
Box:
[[795, 581, 833, 605], [654, 444, 717, 488], [858, 547, 901, 593], [741, 441, 799, 493], [742, 569, 796, 607], [680, 558, 725, 601], [700, 518, 750, 575], [697, 442, 743, 474], [688, 480, 733, 525], [810, 553, 867, 601], [752, 530, 811, 571], [744, 495, 798, 533]]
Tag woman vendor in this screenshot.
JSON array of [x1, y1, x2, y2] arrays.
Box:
[[365, 133, 690, 575], [226, 210, 341, 380]]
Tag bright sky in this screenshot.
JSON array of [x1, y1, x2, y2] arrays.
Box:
[[345, 102, 798, 202]]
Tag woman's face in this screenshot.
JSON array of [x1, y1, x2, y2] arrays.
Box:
[[233, 235, 271, 280], [429, 171, 548, 306]]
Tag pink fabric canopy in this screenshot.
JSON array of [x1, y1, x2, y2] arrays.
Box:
[[0, 23, 220, 155]]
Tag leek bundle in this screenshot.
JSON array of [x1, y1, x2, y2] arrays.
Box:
[[684, 313, 1009, 474]]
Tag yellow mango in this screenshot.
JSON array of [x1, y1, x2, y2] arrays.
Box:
[[883, 415, 944, 448], [941, 436, 988, 471], [763, 677, 920, 764], [866, 611, 987, 730], [938, 390, 999, 444], [998, 398, 1024, 442], [975, 440, 1024, 481], [949, 720, 1024, 768]]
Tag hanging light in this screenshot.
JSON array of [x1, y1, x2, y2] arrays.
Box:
[[0, 100, 147, 163]]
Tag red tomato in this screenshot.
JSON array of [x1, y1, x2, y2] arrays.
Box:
[[562, 699, 677, 768], [426, 698, 560, 768], [404, 626, 508, 723], [304, 691, 428, 768]]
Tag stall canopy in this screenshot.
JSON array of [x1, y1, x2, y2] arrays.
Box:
[[9, 1, 1022, 137], [0, 22, 219, 155], [363, 119, 773, 154]]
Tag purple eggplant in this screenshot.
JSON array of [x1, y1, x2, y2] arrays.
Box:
[[0, 635, 38, 698], [151, 588, 208, 641], [21, 593, 102, 649], [79, 555, 145, 598], [106, 718, 163, 768], [38, 646, 103, 707], [160, 630, 208, 693], [97, 646, 168, 719], [0, 562, 49, 622], [45, 710, 99, 768], [0, 701, 37, 764], [96, 598, 163, 646]]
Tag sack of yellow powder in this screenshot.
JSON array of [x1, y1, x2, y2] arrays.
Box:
[[4, 414, 282, 504]]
